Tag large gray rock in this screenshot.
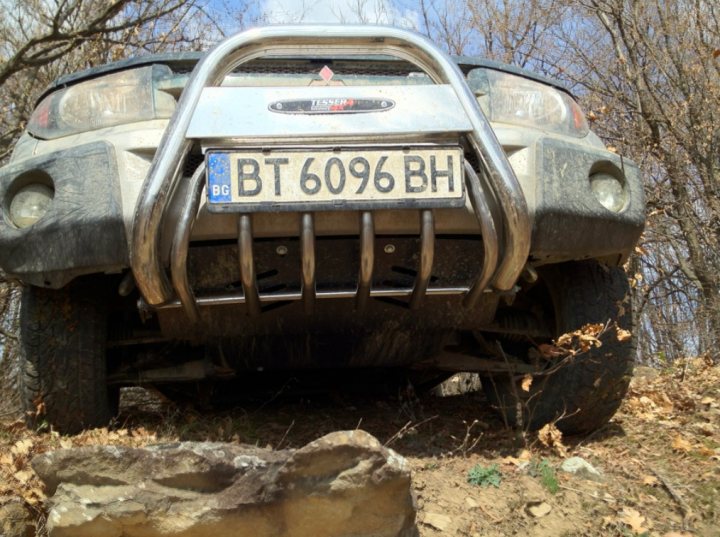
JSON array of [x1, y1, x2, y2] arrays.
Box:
[[32, 430, 417, 537]]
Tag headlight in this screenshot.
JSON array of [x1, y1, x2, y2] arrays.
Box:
[[471, 69, 589, 138], [9, 184, 54, 228], [28, 66, 176, 139]]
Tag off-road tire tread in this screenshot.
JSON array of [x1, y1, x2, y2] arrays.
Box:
[[485, 260, 635, 434], [19, 281, 113, 434]]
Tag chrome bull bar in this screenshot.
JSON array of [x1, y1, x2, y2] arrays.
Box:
[[131, 25, 531, 314]]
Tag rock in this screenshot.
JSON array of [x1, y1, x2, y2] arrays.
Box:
[[560, 456, 603, 481], [464, 496, 478, 509], [422, 512, 452, 531], [32, 430, 417, 537], [0, 496, 34, 537], [526, 501, 552, 518]]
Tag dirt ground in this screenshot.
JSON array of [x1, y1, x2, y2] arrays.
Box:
[[1, 358, 718, 537]]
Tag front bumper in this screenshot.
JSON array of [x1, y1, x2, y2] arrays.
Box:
[[532, 140, 645, 264], [0, 142, 127, 287], [0, 26, 645, 312]]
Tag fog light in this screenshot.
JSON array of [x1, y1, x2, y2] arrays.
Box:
[[9, 184, 54, 228], [590, 173, 626, 212]]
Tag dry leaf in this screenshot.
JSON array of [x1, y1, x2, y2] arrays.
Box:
[[501, 449, 532, 467], [23, 487, 46, 505], [639, 492, 659, 503], [616, 328, 632, 342], [583, 323, 605, 336], [553, 324, 605, 354], [556, 332, 574, 347], [639, 396, 657, 408], [33, 400, 46, 417], [700, 396, 715, 405], [537, 423, 568, 457], [11, 438, 33, 457], [521, 374, 533, 392], [13, 469, 34, 484], [619, 507, 649, 533], [642, 474, 659, 486], [713, 49, 720, 58], [2, 420, 27, 435], [671, 435, 693, 453], [696, 445, 715, 457], [579, 334, 601, 352]]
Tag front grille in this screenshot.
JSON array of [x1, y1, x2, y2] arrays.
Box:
[[232, 58, 425, 78]]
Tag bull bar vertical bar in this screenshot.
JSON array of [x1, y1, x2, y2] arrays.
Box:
[[356, 211, 375, 312], [238, 215, 261, 316], [131, 25, 530, 306], [169, 163, 205, 322], [410, 210, 435, 309], [300, 213, 316, 314]]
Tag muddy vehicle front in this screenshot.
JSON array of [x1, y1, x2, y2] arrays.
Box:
[[0, 26, 644, 433]]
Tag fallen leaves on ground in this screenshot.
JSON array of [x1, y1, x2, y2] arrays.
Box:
[[618, 507, 650, 533], [537, 422, 568, 457], [642, 474, 660, 486], [0, 358, 718, 537], [671, 434, 693, 453], [0, 421, 165, 514], [501, 449, 532, 467]]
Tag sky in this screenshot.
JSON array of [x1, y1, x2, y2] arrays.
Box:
[[249, 0, 420, 27]]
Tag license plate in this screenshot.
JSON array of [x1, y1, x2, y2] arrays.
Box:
[[205, 147, 464, 212]]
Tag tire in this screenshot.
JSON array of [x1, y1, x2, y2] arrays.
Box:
[[483, 260, 635, 434], [18, 279, 117, 434]]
